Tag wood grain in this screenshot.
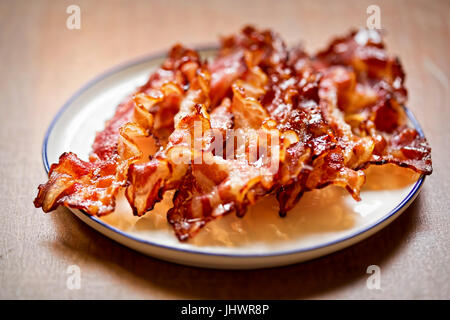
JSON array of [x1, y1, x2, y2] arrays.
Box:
[[0, 0, 448, 299]]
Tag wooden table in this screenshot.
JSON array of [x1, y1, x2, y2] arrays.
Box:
[[1, 0, 448, 299]]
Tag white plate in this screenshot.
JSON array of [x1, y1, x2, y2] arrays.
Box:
[[42, 47, 426, 269]]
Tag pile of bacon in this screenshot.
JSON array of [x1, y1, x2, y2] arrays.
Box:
[[34, 26, 432, 241]]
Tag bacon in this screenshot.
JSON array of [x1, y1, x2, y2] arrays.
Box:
[[125, 64, 211, 217], [275, 29, 431, 214], [314, 30, 432, 175], [129, 49, 283, 239], [34, 152, 125, 215], [167, 121, 283, 240], [35, 46, 200, 216], [209, 26, 287, 108], [166, 41, 286, 239], [35, 26, 432, 241]]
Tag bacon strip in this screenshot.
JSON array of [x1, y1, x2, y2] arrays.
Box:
[[35, 46, 199, 215]]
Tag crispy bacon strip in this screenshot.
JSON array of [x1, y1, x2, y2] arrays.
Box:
[[314, 29, 432, 175], [275, 29, 431, 214], [125, 64, 212, 216], [166, 36, 292, 239], [35, 46, 200, 215]]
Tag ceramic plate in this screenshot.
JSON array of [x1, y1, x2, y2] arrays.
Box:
[[42, 47, 426, 269]]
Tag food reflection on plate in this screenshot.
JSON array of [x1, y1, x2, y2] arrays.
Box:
[[100, 164, 419, 247]]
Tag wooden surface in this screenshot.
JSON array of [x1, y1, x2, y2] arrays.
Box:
[[0, 0, 449, 299]]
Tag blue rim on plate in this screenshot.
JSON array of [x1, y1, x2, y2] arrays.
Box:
[[41, 47, 426, 258]]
